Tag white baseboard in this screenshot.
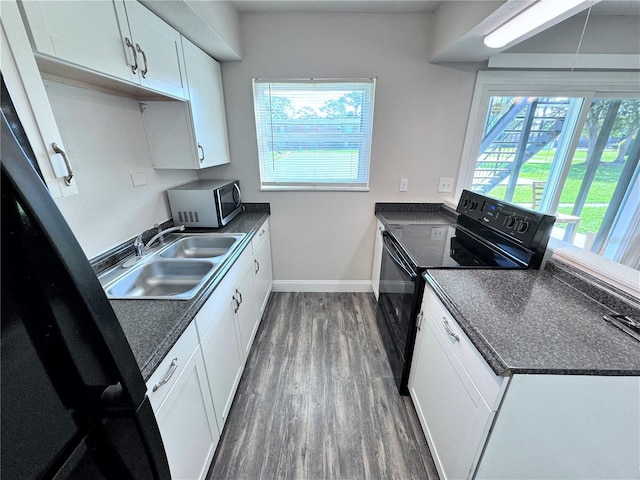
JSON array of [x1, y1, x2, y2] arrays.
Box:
[[272, 280, 373, 293]]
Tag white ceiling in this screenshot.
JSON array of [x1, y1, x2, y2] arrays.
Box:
[[229, 0, 640, 15], [230, 0, 443, 14]]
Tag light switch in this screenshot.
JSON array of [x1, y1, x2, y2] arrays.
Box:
[[399, 178, 409, 192], [131, 172, 147, 187]]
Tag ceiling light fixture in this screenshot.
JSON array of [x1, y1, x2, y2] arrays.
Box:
[[484, 0, 596, 49]]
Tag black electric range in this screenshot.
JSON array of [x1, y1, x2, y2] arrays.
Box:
[[376, 190, 556, 394]]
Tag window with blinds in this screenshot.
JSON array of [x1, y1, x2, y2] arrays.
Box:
[[252, 79, 376, 191]]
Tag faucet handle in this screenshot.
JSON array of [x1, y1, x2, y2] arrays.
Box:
[[133, 233, 145, 257]]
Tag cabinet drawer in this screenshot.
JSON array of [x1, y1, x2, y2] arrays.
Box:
[[423, 288, 503, 409], [251, 219, 270, 254], [146, 322, 198, 412]]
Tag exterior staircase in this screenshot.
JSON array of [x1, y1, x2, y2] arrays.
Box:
[[471, 97, 570, 194]]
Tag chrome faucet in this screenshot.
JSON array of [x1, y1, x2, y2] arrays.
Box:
[[132, 224, 185, 259], [143, 224, 185, 254]]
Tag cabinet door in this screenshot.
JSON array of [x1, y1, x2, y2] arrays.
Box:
[[17, 0, 138, 84], [182, 38, 230, 168], [371, 220, 384, 300], [200, 300, 243, 430], [2, 0, 78, 197], [409, 308, 492, 480], [126, 1, 186, 99], [253, 234, 273, 316], [155, 346, 219, 480], [234, 263, 258, 361]]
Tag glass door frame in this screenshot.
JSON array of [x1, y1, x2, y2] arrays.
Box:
[[457, 71, 640, 295]]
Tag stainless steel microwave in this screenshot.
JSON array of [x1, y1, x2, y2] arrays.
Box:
[[167, 180, 242, 227]]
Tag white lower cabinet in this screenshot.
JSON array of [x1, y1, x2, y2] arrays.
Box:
[[252, 220, 273, 316], [411, 286, 640, 480], [148, 222, 273, 476], [198, 294, 243, 430], [195, 245, 253, 430], [371, 220, 384, 300], [147, 323, 219, 480], [409, 288, 504, 480], [233, 262, 259, 361], [476, 374, 640, 480]]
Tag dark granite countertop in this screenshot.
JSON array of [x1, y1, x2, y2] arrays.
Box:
[[108, 211, 269, 381], [375, 202, 457, 226], [424, 266, 640, 377], [374, 202, 639, 377]]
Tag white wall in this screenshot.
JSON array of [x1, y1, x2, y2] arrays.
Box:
[[508, 16, 640, 55], [47, 81, 197, 258], [201, 13, 478, 286]]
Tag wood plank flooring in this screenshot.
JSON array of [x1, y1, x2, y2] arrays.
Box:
[[207, 292, 439, 480]]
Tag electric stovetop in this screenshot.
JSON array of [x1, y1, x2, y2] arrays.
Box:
[[384, 190, 557, 270], [384, 222, 523, 269]]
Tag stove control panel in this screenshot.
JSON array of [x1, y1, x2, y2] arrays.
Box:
[[457, 189, 555, 248]]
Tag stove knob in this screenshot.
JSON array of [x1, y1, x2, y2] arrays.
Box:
[[505, 216, 516, 229], [462, 198, 469, 208], [516, 220, 529, 233], [469, 201, 478, 210]]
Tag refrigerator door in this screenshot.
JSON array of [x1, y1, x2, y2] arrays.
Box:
[[1, 90, 170, 479]]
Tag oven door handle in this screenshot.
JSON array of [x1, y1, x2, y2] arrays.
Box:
[[382, 237, 417, 279]]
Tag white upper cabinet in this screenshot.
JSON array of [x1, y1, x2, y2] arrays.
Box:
[[17, 0, 186, 99], [1, 0, 78, 197], [124, 1, 186, 99], [181, 37, 230, 168], [18, 0, 136, 83], [141, 37, 231, 169]]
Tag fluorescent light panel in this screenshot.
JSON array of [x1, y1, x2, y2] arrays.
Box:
[[484, 0, 590, 49]]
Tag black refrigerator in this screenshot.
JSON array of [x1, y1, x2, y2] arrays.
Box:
[[1, 79, 171, 479]]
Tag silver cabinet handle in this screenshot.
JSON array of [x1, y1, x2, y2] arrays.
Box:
[[51, 143, 73, 185], [254, 259, 260, 274], [152, 358, 178, 392], [198, 143, 205, 163], [235, 288, 243, 305], [416, 311, 423, 331], [136, 43, 148, 78], [443, 318, 460, 341], [125, 37, 138, 73], [232, 295, 240, 313]]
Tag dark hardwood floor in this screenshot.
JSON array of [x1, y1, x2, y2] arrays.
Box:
[[207, 292, 439, 480]]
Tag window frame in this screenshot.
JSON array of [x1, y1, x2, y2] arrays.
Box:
[[252, 78, 376, 192], [457, 70, 640, 295]]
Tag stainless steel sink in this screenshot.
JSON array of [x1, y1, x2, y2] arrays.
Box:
[[101, 232, 246, 300], [159, 234, 244, 259], [105, 260, 217, 300]]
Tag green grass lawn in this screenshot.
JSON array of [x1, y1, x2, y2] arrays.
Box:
[[487, 149, 623, 235]]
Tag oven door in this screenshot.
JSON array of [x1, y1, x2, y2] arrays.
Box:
[[376, 232, 420, 395]]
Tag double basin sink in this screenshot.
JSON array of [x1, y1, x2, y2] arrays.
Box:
[[100, 233, 246, 300]]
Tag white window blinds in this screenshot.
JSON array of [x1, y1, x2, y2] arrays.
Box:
[[252, 79, 376, 191]]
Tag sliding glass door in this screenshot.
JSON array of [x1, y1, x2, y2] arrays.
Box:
[[471, 93, 639, 270]]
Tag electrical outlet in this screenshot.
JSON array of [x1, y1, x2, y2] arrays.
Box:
[[430, 227, 445, 240], [438, 177, 454, 193], [399, 178, 409, 192]]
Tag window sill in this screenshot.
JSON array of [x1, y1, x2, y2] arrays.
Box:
[[260, 186, 370, 192], [548, 238, 640, 297]]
